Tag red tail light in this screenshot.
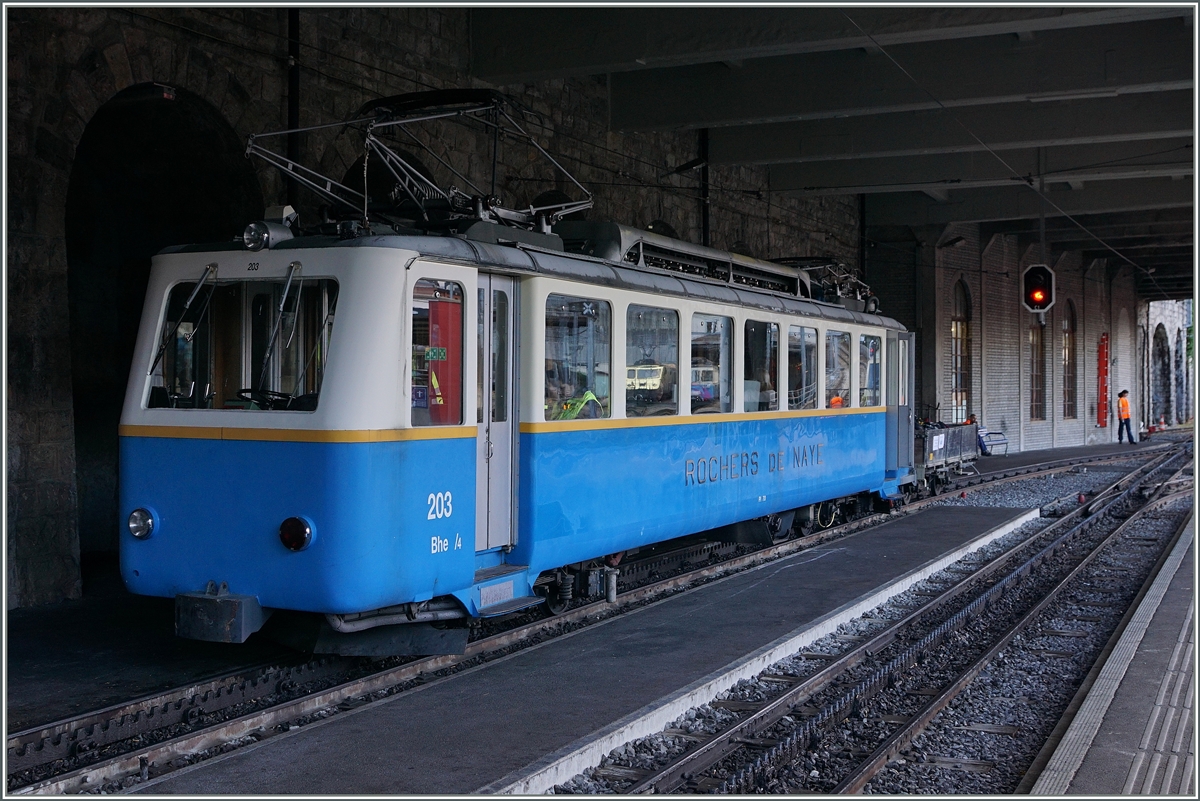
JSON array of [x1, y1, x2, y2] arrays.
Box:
[[279, 517, 312, 551]]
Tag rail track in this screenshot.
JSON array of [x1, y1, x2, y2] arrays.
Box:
[[580, 446, 1191, 794], [6, 444, 1182, 794]]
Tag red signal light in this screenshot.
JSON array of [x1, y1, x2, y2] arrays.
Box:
[[1021, 264, 1056, 312]]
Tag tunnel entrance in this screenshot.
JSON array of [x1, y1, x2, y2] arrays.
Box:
[[65, 83, 264, 553], [1150, 324, 1171, 426]]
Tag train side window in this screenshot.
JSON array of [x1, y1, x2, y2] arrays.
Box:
[[825, 330, 851, 408], [545, 294, 611, 420], [787, 325, 817, 409], [743, 319, 779, 412], [412, 279, 465, 426], [691, 314, 731, 414], [626, 305, 678, 417], [860, 334, 882, 407]]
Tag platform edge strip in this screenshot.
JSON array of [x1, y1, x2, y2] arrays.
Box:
[[1030, 514, 1195, 795], [480, 507, 1039, 794]]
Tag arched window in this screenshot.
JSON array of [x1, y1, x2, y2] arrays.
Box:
[[951, 280, 971, 423], [1030, 322, 1046, 421], [1062, 300, 1077, 419]]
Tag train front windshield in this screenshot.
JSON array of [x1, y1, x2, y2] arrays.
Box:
[[148, 275, 339, 411]]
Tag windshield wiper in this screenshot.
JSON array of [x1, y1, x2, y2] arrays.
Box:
[[256, 261, 301, 390], [148, 263, 217, 376], [291, 311, 334, 398]]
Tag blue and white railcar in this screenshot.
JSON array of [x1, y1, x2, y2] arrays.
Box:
[[119, 220, 915, 654], [121, 89, 919, 655]]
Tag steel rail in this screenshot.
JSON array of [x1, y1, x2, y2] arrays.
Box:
[[831, 486, 1193, 794], [6, 657, 346, 773], [8, 449, 1175, 792], [1015, 498, 1196, 793], [722, 462, 1187, 793], [623, 450, 1178, 794], [716, 449, 1185, 793]]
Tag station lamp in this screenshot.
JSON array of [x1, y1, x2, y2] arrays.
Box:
[[1021, 264, 1055, 313]]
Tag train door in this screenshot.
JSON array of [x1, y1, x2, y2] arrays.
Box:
[[885, 331, 915, 475], [475, 275, 517, 551]]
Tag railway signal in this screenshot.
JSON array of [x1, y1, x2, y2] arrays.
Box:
[[1021, 264, 1055, 313]]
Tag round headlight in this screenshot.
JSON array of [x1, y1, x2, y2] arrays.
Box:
[[243, 221, 270, 251], [279, 517, 312, 551], [128, 508, 154, 539]]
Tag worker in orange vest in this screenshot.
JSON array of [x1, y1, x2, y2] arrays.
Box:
[[1117, 389, 1134, 445]]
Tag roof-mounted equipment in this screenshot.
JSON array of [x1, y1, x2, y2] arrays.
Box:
[[556, 221, 812, 298], [773, 256, 877, 313], [245, 89, 592, 247]]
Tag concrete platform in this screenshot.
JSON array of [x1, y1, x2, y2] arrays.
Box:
[[1032, 516, 1194, 795], [134, 506, 1033, 794], [972, 436, 1162, 476]]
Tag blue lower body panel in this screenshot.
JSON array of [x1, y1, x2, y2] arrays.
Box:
[[122, 412, 892, 621], [512, 413, 888, 574], [119, 436, 476, 614]]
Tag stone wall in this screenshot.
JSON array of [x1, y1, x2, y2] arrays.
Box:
[[1145, 299, 1194, 427], [6, 7, 859, 607]]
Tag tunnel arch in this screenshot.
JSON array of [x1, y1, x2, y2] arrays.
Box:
[[65, 83, 264, 552]]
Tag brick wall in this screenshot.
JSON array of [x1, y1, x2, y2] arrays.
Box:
[[7, 7, 860, 607], [876, 223, 1159, 457]]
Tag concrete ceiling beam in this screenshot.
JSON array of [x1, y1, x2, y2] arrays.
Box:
[[470, 7, 1193, 83], [609, 19, 1192, 130], [865, 176, 1194, 226], [1095, 247, 1195, 262], [983, 207, 1195, 237], [1047, 235, 1193, 251], [770, 138, 1194, 195], [710, 91, 1193, 165]]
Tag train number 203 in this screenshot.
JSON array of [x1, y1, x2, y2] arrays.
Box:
[[427, 491, 453, 519]]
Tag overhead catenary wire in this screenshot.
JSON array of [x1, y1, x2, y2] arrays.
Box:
[[840, 11, 1177, 299]]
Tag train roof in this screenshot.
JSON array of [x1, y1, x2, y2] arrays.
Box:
[[160, 232, 904, 331]]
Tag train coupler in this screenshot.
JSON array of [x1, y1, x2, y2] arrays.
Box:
[[175, 581, 270, 643]]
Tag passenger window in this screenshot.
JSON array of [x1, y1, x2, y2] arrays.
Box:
[[491, 290, 510, 423], [825, 330, 851, 408], [691, 314, 732, 414], [412, 279, 465, 426], [860, 334, 882, 407], [478, 288, 511, 424], [150, 276, 338, 411], [626, 305, 678, 417], [545, 294, 611, 420], [787, 325, 817, 410], [743, 319, 779, 412]]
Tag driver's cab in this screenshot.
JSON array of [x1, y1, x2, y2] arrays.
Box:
[[148, 270, 339, 412]]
